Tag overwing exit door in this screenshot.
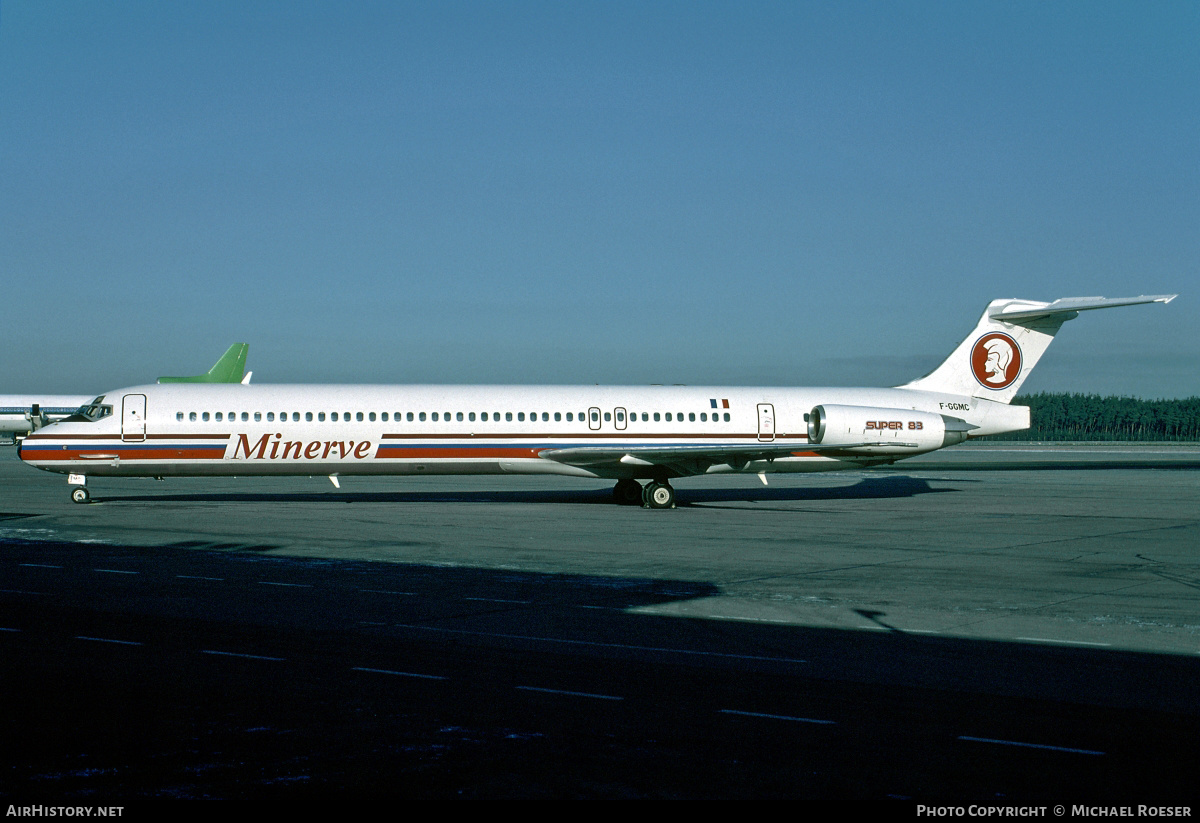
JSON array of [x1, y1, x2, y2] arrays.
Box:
[[757, 403, 775, 442]]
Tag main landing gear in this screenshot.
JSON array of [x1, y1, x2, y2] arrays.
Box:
[[611, 479, 676, 509]]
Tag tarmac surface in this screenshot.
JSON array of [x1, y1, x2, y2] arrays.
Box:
[[1, 442, 1199, 806]]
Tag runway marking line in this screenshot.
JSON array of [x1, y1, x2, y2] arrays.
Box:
[[360, 589, 415, 596], [19, 563, 61, 569], [76, 636, 143, 646], [464, 597, 533, 605], [1, 627, 21, 632], [352, 666, 446, 680], [392, 623, 808, 665], [202, 650, 285, 661], [1016, 637, 1111, 647], [958, 735, 1105, 756], [258, 581, 313, 588], [177, 575, 224, 581], [720, 709, 837, 725], [94, 569, 139, 575], [516, 685, 623, 701]]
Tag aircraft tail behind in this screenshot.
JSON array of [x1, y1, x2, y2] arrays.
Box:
[[157, 343, 249, 384], [899, 295, 1176, 404]]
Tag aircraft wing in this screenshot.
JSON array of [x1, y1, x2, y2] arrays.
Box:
[[538, 441, 912, 474]]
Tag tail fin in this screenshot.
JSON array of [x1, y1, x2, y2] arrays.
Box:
[[157, 343, 249, 384], [899, 295, 1176, 403]]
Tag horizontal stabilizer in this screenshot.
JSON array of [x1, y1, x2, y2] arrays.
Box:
[[990, 295, 1177, 323]]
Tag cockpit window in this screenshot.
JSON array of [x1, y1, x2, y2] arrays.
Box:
[[65, 396, 113, 423]]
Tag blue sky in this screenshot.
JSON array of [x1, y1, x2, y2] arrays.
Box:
[[1, 1, 1195, 397]]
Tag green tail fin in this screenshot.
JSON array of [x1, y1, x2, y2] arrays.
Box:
[[157, 344, 248, 384]]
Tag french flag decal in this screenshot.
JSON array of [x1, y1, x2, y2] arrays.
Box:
[[709, 398, 730, 409]]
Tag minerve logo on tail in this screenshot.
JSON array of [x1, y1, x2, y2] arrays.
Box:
[[970, 332, 1022, 390]]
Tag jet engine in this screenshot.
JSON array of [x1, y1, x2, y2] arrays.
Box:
[[807, 404, 973, 454]]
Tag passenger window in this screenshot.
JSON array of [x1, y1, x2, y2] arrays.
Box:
[[469, 412, 475, 422], [332, 412, 339, 421], [176, 412, 184, 421], [480, 412, 488, 421], [189, 412, 197, 422], [700, 412, 707, 422], [267, 412, 274, 422], [381, 413, 388, 422], [590, 410, 599, 423], [665, 413, 672, 422], [407, 412, 414, 422], [723, 412, 730, 422], [689, 413, 695, 422], [215, 412, 222, 421], [506, 412, 513, 422], [357, 412, 364, 422], [518, 412, 525, 422], [653, 413, 660, 422], [241, 412, 249, 422], [642, 412, 649, 422], [419, 412, 427, 422], [554, 412, 561, 422], [604, 412, 611, 422], [319, 412, 326, 421], [369, 412, 376, 422], [457, 412, 464, 422], [566, 412, 573, 422]]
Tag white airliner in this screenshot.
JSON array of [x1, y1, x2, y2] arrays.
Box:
[[16, 295, 1176, 507]]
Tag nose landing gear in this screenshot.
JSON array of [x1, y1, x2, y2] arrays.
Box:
[[68, 473, 90, 504]]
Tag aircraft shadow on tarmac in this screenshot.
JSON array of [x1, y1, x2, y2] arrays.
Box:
[[94, 474, 959, 506], [2, 536, 1200, 800]]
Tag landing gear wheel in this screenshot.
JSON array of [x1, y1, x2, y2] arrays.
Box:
[[612, 479, 643, 506], [643, 481, 675, 509], [70, 487, 91, 504]]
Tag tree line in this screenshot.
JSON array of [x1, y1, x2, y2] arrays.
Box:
[[987, 393, 1200, 441]]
